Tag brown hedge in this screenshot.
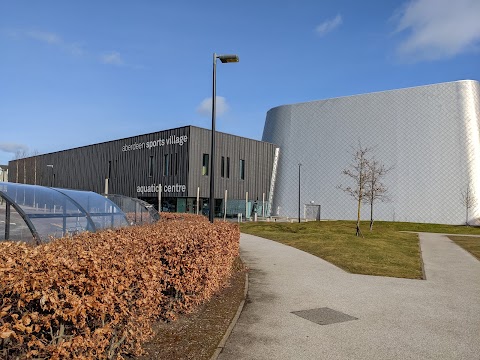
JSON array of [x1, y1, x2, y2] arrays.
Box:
[[0, 214, 239, 359]]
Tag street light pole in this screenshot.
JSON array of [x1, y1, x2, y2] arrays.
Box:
[[298, 163, 302, 223], [210, 53, 217, 223], [209, 53, 239, 223]]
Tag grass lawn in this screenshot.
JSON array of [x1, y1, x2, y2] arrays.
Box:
[[239, 220, 480, 279], [448, 236, 480, 260]]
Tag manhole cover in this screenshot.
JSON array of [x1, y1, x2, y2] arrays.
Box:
[[291, 307, 358, 325]]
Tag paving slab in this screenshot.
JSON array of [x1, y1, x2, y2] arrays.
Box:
[[218, 232, 480, 360]]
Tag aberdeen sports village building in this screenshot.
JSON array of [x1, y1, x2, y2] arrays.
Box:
[[7, 126, 278, 219], [7, 80, 480, 225]]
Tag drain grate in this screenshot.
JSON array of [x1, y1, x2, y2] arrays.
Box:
[[291, 307, 358, 325]]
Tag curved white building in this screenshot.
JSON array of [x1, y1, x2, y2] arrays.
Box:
[[262, 80, 480, 225]]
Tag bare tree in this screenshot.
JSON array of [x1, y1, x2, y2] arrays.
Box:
[[364, 159, 392, 231], [13, 149, 28, 160], [461, 183, 477, 225], [337, 144, 372, 237]]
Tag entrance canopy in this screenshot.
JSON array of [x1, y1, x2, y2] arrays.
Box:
[[0, 182, 129, 245]]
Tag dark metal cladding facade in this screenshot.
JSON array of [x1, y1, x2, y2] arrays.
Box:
[[8, 126, 277, 205], [188, 127, 276, 200]]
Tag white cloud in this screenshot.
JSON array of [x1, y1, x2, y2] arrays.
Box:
[[67, 42, 85, 57], [197, 97, 230, 117], [100, 51, 125, 66], [26, 30, 62, 44], [394, 0, 480, 61], [20, 29, 126, 66], [24, 30, 87, 57], [315, 14, 343, 37], [0, 143, 29, 155]]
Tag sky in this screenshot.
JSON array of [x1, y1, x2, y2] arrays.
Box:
[[1, 0, 479, 165]]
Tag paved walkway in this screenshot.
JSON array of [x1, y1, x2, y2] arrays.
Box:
[[218, 233, 480, 360]]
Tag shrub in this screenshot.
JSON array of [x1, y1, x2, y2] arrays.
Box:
[[0, 214, 239, 359]]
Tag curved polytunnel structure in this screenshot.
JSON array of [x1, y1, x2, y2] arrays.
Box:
[[0, 182, 129, 245], [105, 194, 160, 225]]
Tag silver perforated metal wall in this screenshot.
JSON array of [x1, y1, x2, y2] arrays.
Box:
[[262, 80, 480, 225]]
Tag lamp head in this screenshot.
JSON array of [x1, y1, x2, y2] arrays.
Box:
[[217, 54, 239, 63]]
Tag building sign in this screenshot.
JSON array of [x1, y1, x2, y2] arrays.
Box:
[[136, 183, 186, 194], [122, 135, 188, 152]]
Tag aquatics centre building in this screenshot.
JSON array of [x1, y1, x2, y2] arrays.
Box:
[[8, 126, 278, 218], [7, 80, 480, 225]]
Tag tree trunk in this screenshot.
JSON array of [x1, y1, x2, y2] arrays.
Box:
[[356, 196, 361, 236], [369, 201, 374, 231]]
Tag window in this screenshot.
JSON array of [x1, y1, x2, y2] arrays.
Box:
[[227, 157, 230, 178], [240, 159, 245, 180], [202, 154, 209, 176], [148, 156, 154, 177], [221, 156, 225, 178], [164, 154, 170, 176], [108, 161, 112, 179], [174, 153, 178, 176]]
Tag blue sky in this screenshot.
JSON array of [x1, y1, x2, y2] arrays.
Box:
[[1, 0, 479, 165]]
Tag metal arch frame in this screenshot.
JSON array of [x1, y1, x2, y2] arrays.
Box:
[[53, 188, 130, 228], [97, 194, 131, 226], [0, 190, 41, 245], [0, 183, 133, 244], [104, 193, 160, 224], [49, 188, 97, 232]]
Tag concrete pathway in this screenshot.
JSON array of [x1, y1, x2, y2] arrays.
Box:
[[218, 233, 480, 360]]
